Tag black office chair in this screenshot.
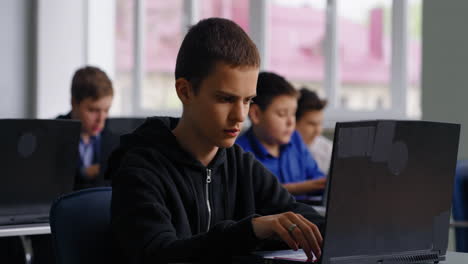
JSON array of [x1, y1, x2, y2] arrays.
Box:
[[453, 160, 468, 252], [49, 187, 112, 264]]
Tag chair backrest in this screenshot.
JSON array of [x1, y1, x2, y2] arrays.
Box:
[[453, 160, 468, 252], [50, 187, 112, 264]]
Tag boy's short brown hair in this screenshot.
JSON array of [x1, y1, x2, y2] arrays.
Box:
[[253, 72, 298, 111], [71, 66, 113, 103], [175, 18, 260, 94], [296, 88, 328, 120]]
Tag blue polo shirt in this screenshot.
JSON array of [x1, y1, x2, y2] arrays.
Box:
[[236, 128, 324, 184]]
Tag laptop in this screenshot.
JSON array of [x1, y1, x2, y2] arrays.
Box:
[[0, 119, 80, 226], [248, 120, 460, 264]]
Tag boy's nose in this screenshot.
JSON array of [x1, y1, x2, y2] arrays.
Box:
[[286, 115, 295, 127], [230, 102, 246, 122]]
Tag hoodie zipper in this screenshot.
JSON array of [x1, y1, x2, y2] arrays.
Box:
[[205, 168, 212, 231]]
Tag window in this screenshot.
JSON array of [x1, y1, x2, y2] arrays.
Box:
[[114, 0, 422, 124], [268, 0, 327, 96], [115, 0, 134, 115], [337, 0, 392, 112], [407, 0, 422, 118]]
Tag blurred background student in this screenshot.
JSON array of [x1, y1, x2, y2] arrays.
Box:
[[57, 65, 116, 190], [236, 72, 326, 198], [296, 88, 333, 175]]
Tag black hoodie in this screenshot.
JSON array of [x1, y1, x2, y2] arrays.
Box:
[[109, 116, 325, 263]]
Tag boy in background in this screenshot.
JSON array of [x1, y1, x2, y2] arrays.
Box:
[[236, 72, 326, 197], [29, 66, 116, 264], [296, 88, 333, 174], [58, 66, 116, 190]]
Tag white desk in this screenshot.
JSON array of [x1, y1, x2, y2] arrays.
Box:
[[0, 223, 51, 264], [312, 205, 326, 217], [0, 223, 50, 237], [443, 251, 468, 264]]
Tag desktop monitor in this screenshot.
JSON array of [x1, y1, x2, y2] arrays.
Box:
[[97, 117, 146, 184], [105, 117, 146, 136], [0, 119, 80, 225]]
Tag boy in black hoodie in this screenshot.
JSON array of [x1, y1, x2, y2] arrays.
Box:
[[110, 18, 325, 263]]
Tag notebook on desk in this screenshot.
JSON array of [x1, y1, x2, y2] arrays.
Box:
[[245, 120, 460, 264], [0, 119, 80, 226]]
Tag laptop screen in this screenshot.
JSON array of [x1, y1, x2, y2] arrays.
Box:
[[321, 120, 460, 264], [0, 119, 80, 225]]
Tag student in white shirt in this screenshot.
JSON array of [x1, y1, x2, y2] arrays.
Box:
[[295, 88, 333, 174]]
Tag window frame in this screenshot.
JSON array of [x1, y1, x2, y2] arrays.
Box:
[[127, 0, 415, 126]]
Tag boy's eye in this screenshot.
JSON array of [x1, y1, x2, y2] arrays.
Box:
[[219, 96, 235, 103], [277, 111, 287, 117], [244, 98, 254, 105]]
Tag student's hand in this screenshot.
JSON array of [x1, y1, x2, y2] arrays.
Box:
[[310, 177, 326, 189], [284, 178, 326, 195], [85, 164, 100, 179], [252, 212, 322, 260]]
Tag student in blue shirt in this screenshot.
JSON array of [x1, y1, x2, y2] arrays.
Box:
[[236, 72, 326, 196]]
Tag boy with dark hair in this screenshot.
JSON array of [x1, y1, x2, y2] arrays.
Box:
[[58, 65, 116, 190], [296, 88, 333, 174], [110, 18, 324, 263], [236, 72, 326, 197]]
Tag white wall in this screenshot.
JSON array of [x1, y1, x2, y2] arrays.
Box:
[[0, 0, 33, 118], [422, 0, 468, 159], [36, 0, 116, 118], [36, 0, 86, 118], [87, 0, 116, 79]]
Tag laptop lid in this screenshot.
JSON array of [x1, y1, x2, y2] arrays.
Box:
[[0, 119, 80, 225], [320, 120, 460, 264], [248, 120, 459, 264]]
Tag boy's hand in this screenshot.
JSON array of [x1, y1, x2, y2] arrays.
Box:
[[252, 212, 322, 260], [310, 178, 326, 189], [85, 164, 100, 179]]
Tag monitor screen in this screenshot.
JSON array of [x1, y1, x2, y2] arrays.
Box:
[[0, 119, 80, 225], [105, 117, 146, 136]]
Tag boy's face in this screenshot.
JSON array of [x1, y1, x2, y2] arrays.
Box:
[[182, 62, 258, 148], [296, 110, 324, 145], [72, 96, 113, 137], [250, 95, 297, 146]]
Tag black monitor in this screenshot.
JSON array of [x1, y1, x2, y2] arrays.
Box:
[[105, 117, 146, 136], [98, 117, 146, 183], [321, 120, 460, 264], [0, 119, 80, 225]]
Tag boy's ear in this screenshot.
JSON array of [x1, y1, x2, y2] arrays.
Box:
[[71, 98, 79, 112], [175, 78, 193, 104], [249, 104, 262, 125]]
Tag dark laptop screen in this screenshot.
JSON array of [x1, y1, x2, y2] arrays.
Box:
[[0, 119, 80, 225], [321, 120, 460, 264]]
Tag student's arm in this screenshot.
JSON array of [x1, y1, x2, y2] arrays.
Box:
[[248, 154, 325, 229], [283, 178, 326, 195], [282, 139, 326, 195], [246, 152, 325, 259], [111, 150, 261, 264]]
